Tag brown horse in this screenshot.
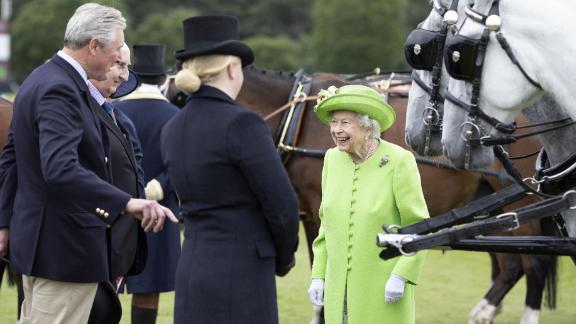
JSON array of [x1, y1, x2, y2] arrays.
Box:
[[0, 97, 23, 319], [0, 98, 11, 148], [233, 66, 556, 319]]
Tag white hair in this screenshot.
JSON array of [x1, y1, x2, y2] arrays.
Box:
[[64, 3, 126, 50], [356, 113, 381, 139], [328, 111, 381, 138]]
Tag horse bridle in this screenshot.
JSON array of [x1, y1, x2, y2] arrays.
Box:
[[442, 0, 571, 144], [442, 0, 576, 196], [405, 0, 459, 155]]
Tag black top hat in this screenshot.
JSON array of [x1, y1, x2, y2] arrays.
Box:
[[132, 44, 168, 76], [175, 15, 254, 66]]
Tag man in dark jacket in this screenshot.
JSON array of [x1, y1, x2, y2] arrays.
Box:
[[89, 43, 148, 284], [0, 4, 177, 322], [116, 44, 182, 324]]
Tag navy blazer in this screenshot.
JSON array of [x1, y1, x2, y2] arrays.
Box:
[[96, 104, 147, 278], [116, 94, 182, 292], [161, 86, 299, 324], [115, 95, 179, 208], [115, 109, 146, 198], [3, 54, 132, 282]]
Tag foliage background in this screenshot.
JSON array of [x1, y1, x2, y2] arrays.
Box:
[[4, 0, 431, 83], [6, 2, 575, 323]]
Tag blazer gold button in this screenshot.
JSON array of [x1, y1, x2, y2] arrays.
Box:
[[104, 212, 109, 218], [96, 208, 101, 213]]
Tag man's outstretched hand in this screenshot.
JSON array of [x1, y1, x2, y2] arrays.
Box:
[[125, 199, 178, 232]]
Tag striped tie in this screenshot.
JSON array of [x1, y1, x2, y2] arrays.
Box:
[[102, 101, 118, 125]]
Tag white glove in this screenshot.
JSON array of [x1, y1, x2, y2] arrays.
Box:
[[385, 274, 406, 304], [308, 278, 325, 306], [145, 178, 164, 201]]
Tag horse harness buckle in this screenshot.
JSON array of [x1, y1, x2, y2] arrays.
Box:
[[496, 212, 520, 231]]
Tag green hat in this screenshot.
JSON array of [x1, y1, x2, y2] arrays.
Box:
[[313, 85, 396, 131]]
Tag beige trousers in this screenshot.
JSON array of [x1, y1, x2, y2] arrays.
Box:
[[19, 275, 98, 324]]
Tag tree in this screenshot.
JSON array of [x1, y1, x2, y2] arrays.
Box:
[[244, 35, 303, 71], [128, 7, 200, 69], [119, 0, 190, 26], [406, 0, 434, 31], [187, 0, 312, 38], [11, 0, 128, 83], [310, 0, 410, 73]]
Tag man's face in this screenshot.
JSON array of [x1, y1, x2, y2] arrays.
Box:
[[87, 28, 125, 81], [91, 45, 130, 98]]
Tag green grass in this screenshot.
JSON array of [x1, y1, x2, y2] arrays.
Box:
[[0, 93, 16, 101], [2, 226, 575, 323]]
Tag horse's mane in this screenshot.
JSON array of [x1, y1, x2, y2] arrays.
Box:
[[245, 65, 297, 79]]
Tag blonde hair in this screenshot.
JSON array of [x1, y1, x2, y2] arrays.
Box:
[[174, 55, 236, 93]]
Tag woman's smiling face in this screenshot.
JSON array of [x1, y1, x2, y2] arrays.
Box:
[[329, 110, 370, 155]]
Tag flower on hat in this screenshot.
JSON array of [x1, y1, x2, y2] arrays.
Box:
[[313, 84, 397, 132], [314, 85, 338, 110]]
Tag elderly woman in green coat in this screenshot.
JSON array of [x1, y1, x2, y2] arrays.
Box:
[[307, 85, 429, 324]]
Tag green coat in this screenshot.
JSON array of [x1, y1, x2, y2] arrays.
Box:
[[312, 140, 429, 324]]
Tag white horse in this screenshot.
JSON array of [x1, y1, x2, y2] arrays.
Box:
[[441, 0, 576, 231], [440, 0, 576, 237], [406, 1, 564, 324], [405, 0, 471, 156], [442, 0, 576, 169]]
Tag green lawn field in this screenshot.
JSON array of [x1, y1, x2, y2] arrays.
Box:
[[1, 225, 575, 323]]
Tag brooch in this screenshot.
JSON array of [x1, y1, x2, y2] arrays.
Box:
[[379, 154, 390, 168]]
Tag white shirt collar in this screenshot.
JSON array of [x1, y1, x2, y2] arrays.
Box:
[[57, 50, 106, 105], [57, 50, 88, 82], [138, 83, 163, 94], [88, 81, 106, 106]]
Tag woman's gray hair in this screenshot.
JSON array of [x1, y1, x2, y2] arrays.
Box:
[[356, 113, 381, 139], [328, 111, 381, 138], [64, 3, 126, 50]]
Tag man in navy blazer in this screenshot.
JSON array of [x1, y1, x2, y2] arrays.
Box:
[[0, 4, 176, 323]]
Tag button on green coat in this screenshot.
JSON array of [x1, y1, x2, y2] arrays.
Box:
[[312, 140, 429, 324]]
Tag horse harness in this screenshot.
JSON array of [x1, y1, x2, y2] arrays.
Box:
[[441, 1, 575, 142], [405, 0, 459, 155], [269, 70, 512, 182], [379, 147, 576, 259], [443, 1, 538, 135], [443, 1, 576, 198], [272, 69, 326, 161], [377, 0, 576, 260]]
